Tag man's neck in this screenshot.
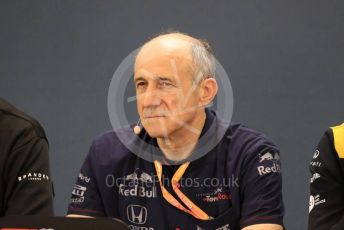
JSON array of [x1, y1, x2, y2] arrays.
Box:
[[156, 110, 206, 162]]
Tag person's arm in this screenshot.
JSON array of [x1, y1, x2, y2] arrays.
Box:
[[309, 128, 344, 230], [67, 140, 106, 217], [4, 124, 54, 215], [239, 137, 284, 229]]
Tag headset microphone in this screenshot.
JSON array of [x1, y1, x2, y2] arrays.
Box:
[[133, 119, 141, 135]]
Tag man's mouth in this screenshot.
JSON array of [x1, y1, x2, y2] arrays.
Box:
[[144, 115, 165, 119]]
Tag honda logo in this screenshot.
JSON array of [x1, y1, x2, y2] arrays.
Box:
[[127, 205, 147, 224]]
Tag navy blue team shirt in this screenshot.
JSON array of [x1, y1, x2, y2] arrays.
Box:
[[68, 109, 284, 230]]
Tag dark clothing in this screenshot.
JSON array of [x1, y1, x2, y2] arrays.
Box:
[[0, 98, 54, 216], [309, 124, 344, 230], [68, 109, 284, 229]]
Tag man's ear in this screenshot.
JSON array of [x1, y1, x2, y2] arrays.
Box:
[[198, 78, 218, 107]]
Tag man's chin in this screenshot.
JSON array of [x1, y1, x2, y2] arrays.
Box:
[[144, 128, 170, 138]]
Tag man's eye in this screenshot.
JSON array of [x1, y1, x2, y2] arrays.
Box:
[[159, 81, 173, 88], [136, 82, 146, 88]]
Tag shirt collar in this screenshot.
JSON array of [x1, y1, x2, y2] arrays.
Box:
[[141, 108, 217, 165]]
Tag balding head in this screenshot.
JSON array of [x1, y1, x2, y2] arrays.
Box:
[[135, 32, 216, 83], [141, 32, 198, 52]]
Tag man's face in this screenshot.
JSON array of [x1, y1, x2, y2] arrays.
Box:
[[134, 46, 202, 138]]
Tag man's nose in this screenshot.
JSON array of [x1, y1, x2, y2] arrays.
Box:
[[141, 87, 161, 107]]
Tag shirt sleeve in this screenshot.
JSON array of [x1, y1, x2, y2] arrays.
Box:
[[308, 129, 344, 230], [4, 124, 54, 216], [239, 137, 284, 229], [67, 141, 106, 217]]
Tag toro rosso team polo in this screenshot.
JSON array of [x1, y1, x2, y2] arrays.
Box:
[[68, 109, 284, 230]]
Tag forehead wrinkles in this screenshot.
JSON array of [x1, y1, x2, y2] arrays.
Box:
[[135, 56, 193, 77]]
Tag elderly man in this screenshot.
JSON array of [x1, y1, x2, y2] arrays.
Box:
[[67, 32, 284, 230]]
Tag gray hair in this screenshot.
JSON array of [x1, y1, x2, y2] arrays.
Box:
[[190, 40, 216, 84]]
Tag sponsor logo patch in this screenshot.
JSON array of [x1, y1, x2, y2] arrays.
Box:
[[18, 172, 49, 182], [257, 152, 281, 176], [196, 187, 231, 203], [78, 173, 91, 183], [119, 169, 157, 198], [127, 205, 147, 224], [127, 204, 155, 230], [309, 194, 326, 213], [310, 173, 321, 183], [313, 150, 320, 159], [71, 184, 87, 204]]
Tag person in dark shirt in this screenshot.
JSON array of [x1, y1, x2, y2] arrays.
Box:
[[0, 98, 54, 216], [68, 32, 284, 230], [309, 123, 344, 230]]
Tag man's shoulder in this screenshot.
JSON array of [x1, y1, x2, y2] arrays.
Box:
[[92, 127, 134, 148], [88, 127, 137, 163], [229, 122, 277, 144], [0, 98, 47, 141], [227, 122, 279, 156], [330, 123, 344, 159]]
